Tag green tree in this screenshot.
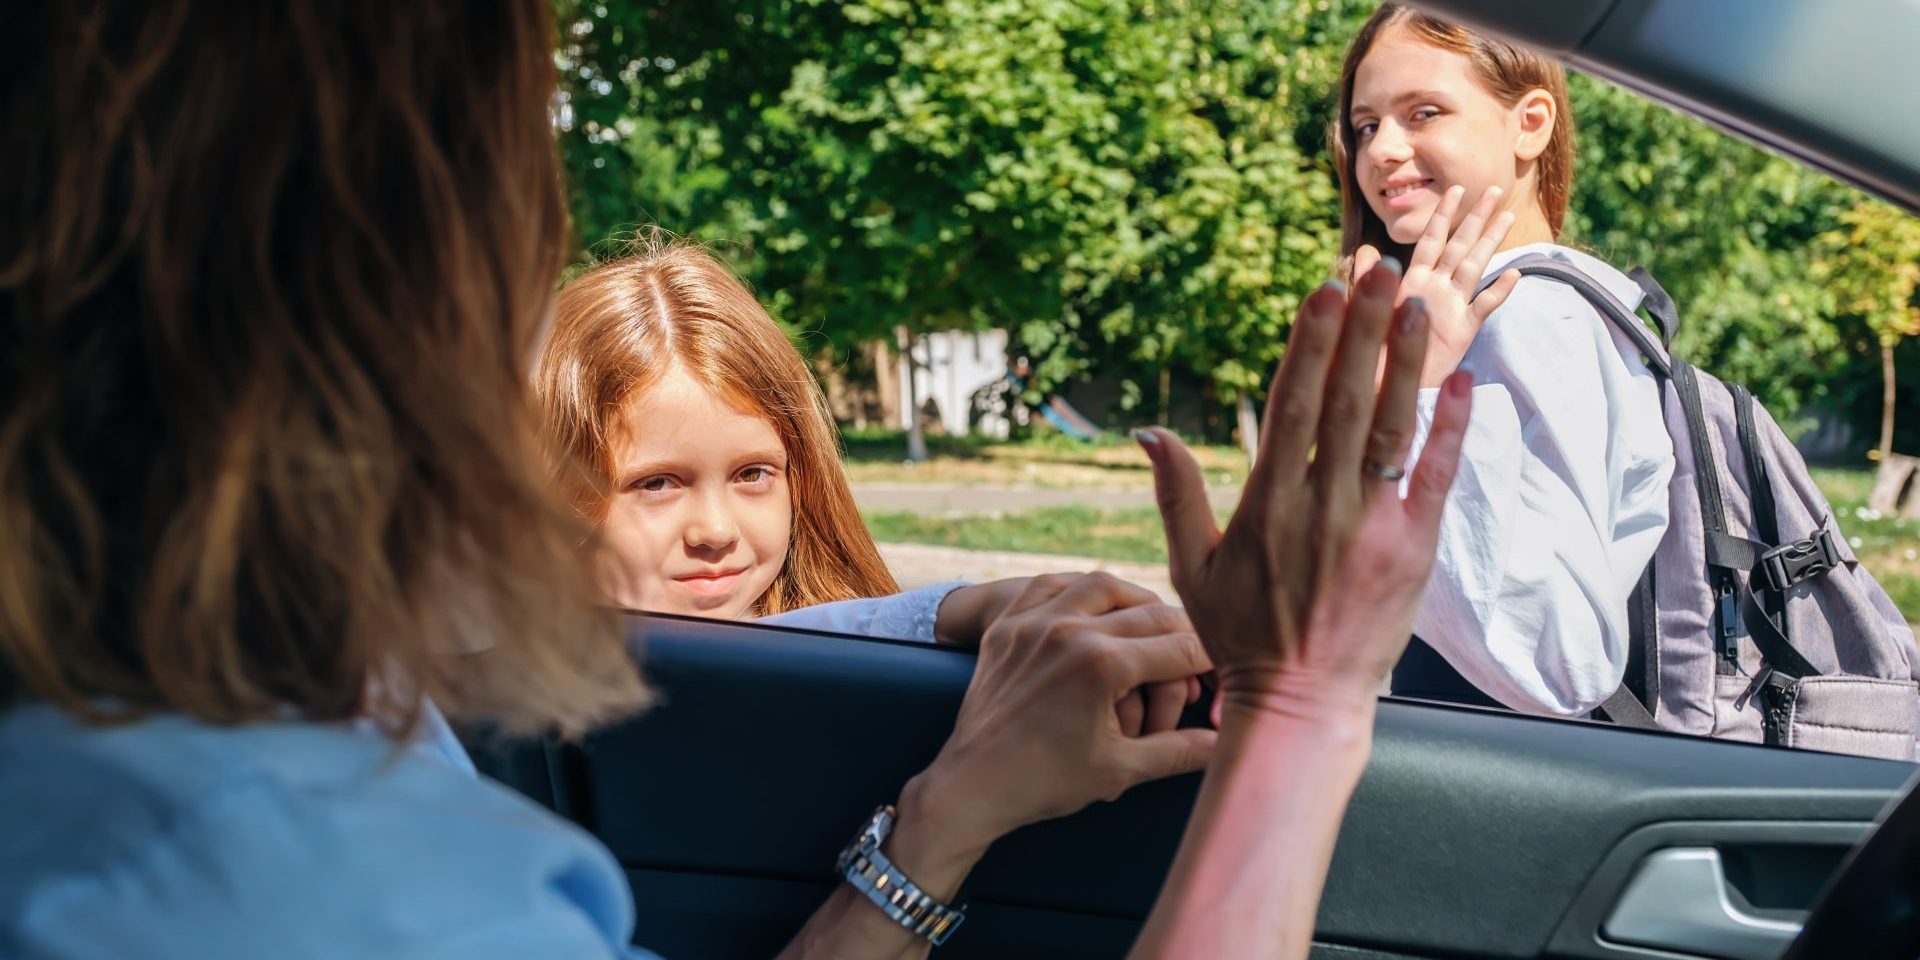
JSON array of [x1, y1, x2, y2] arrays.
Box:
[[553, 0, 1912, 453], [1562, 75, 1855, 424], [1817, 199, 1920, 462], [556, 0, 1378, 447]]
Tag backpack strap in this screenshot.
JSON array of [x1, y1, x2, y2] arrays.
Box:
[[1670, 360, 1748, 672], [1598, 684, 1660, 729], [1489, 255, 1673, 379], [1729, 385, 1833, 682], [1733, 386, 1783, 552], [1740, 583, 1821, 679], [1491, 255, 1683, 726], [1628, 266, 1679, 349], [1733, 384, 1788, 637]]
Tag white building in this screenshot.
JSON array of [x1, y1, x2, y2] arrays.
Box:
[[896, 329, 1012, 438]]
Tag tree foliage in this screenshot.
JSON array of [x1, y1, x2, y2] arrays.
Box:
[[557, 0, 1920, 450]]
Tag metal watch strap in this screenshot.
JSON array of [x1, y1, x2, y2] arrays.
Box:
[[836, 805, 966, 946]]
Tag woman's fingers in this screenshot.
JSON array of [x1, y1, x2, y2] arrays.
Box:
[[1405, 370, 1474, 528], [1116, 688, 1146, 738], [1313, 257, 1402, 486], [1088, 602, 1192, 642], [1353, 243, 1383, 283], [1472, 268, 1523, 323], [1408, 184, 1466, 272], [1140, 428, 1220, 597], [1106, 630, 1215, 691], [1118, 726, 1218, 784], [1141, 679, 1191, 735], [1255, 281, 1349, 487], [1363, 298, 1431, 500], [1007, 569, 1153, 619], [1435, 186, 1503, 278], [999, 571, 1081, 617]]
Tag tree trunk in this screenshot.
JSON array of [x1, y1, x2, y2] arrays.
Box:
[[814, 348, 848, 426], [1158, 366, 1172, 428], [902, 327, 928, 462], [1235, 393, 1259, 467], [1201, 379, 1218, 443], [1867, 454, 1920, 517], [1880, 339, 1897, 463], [872, 339, 899, 430], [1869, 341, 1917, 517]]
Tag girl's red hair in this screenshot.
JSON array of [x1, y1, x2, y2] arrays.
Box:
[[538, 241, 899, 615]]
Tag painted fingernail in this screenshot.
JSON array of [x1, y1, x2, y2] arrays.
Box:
[[1401, 297, 1427, 333], [1445, 371, 1474, 397], [1133, 428, 1163, 465], [1377, 257, 1403, 277], [1322, 278, 1348, 296]]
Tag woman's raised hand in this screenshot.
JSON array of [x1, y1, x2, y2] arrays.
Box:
[[1138, 260, 1473, 720], [1355, 184, 1521, 388]]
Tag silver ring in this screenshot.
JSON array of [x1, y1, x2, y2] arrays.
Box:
[[1362, 458, 1407, 482]]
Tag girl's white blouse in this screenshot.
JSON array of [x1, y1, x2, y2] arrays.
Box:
[[755, 582, 968, 643], [1403, 243, 1676, 716]]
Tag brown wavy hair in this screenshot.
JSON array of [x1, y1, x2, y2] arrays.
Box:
[[1332, 4, 1576, 265], [538, 241, 900, 615], [0, 1, 649, 736]]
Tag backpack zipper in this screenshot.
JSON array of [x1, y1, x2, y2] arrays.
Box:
[[1757, 667, 1797, 746]]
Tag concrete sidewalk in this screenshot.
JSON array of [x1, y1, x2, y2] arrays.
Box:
[[855, 483, 1240, 515], [878, 541, 1176, 603]]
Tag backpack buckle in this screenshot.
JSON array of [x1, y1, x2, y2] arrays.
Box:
[[1758, 528, 1841, 592]]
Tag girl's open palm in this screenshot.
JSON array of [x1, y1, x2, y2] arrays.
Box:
[[1355, 185, 1521, 388]]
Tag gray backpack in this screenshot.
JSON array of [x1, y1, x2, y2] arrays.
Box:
[[1500, 255, 1920, 761]]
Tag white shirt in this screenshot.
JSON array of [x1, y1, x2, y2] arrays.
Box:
[[1404, 243, 1676, 716], [755, 582, 967, 642]]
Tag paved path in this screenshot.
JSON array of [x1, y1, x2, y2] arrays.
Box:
[[854, 483, 1240, 515], [878, 541, 1176, 603]]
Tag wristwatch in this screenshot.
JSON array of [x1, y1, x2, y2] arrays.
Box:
[[836, 804, 967, 946]]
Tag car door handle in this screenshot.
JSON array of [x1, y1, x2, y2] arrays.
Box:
[[1602, 847, 1802, 960]]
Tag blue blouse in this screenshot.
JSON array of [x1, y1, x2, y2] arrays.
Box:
[[0, 585, 967, 958], [0, 702, 665, 959]]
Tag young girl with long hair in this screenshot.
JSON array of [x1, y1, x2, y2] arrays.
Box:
[[539, 241, 1080, 644], [1332, 4, 1676, 716]]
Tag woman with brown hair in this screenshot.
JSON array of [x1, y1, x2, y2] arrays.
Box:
[[0, 1, 1472, 958], [1328, 4, 1675, 718]]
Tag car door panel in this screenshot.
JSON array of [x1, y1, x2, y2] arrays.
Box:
[[469, 616, 1915, 959]]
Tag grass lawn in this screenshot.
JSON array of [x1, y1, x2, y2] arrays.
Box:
[[864, 504, 1217, 561], [863, 463, 1920, 625], [841, 428, 1249, 490], [1810, 467, 1920, 625]]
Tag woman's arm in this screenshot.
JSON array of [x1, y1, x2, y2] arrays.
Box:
[[1131, 689, 1374, 957], [1131, 262, 1475, 958], [772, 573, 1219, 960], [765, 261, 1469, 960]]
